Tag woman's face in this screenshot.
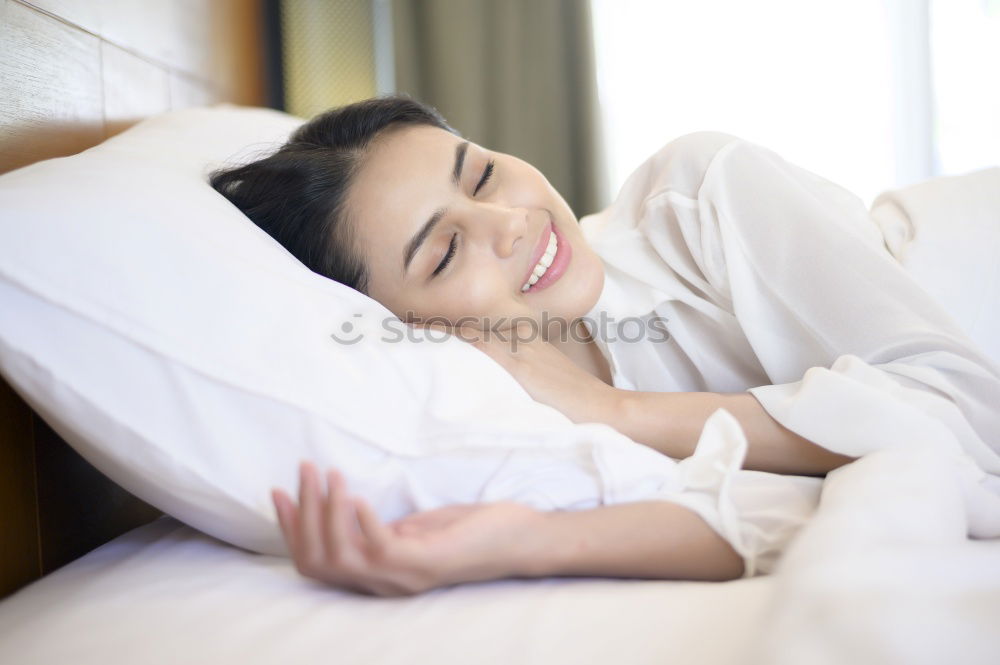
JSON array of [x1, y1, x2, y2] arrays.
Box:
[[346, 124, 605, 335]]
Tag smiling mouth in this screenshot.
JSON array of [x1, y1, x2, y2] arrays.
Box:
[[521, 230, 557, 292], [520, 216, 571, 294]]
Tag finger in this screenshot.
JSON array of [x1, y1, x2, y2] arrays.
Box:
[[324, 469, 353, 563], [271, 489, 296, 559], [320, 472, 335, 559], [297, 461, 324, 567], [354, 497, 392, 556], [272, 489, 302, 556]]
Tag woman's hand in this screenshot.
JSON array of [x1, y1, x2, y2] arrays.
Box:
[[271, 461, 544, 597], [410, 319, 623, 426]]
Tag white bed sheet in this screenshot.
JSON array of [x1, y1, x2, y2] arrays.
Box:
[[4, 436, 1000, 665], [0, 517, 772, 664]]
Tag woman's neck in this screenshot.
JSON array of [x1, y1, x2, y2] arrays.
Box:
[[546, 319, 614, 387]]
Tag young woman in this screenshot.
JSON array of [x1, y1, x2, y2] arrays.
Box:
[[210, 95, 1000, 597]]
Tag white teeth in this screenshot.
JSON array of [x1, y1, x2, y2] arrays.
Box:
[[520, 231, 559, 292]]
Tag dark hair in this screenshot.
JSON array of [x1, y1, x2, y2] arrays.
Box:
[[209, 95, 458, 295]]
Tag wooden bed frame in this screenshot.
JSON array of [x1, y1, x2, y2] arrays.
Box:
[[0, 0, 269, 600]]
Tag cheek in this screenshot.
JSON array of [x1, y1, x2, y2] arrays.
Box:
[[439, 280, 499, 319], [500, 160, 551, 203], [419, 276, 521, 327]]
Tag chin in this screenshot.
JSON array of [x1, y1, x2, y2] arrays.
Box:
[[574, 248, 606, 313], [547, 257, 604, 324]]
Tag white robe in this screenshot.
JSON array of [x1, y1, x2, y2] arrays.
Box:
[[576, 132, 1000, 573]]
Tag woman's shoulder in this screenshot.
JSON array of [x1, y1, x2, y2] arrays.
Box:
[[579, 132, 751, 288], [646, 131, 746, 169], [580, 132, 747, 242], [613, 132, 747, 207]]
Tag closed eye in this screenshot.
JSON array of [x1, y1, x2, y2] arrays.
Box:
[[473, 159, 495, 196], [432, 159, 495, 278], [433, 234, 457, 276]]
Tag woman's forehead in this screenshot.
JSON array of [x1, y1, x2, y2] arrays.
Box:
[[348, 126, 465, 285], [356, 127, 459, 203], [353, 126, 477, 224], [367, 124, 463, 171]]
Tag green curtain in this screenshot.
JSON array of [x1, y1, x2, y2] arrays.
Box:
[[392, 0, 608, 217]]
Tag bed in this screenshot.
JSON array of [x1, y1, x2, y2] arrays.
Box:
[[1, 3, 999, 664], [0, 5, 770, 663]]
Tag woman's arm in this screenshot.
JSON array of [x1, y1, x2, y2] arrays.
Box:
[[513, 496, 744, 581], [608, 390, 856, 476], [437, 320, 854, 476], [272, 462, 744, 597]]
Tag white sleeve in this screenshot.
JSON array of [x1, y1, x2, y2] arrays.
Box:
[[694, 139, 1000, 475], [660, 408, 823, 577]]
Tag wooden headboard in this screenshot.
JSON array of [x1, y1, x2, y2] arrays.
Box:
[[0, 0, 268, 599]]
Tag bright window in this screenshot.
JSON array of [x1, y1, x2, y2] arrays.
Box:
[[591, 0, 998, 209], [931, 0, 1000, 175]]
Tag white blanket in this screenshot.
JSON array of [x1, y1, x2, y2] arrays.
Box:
[[754, 444, 1000, 665], [757, 168, 1000, 664], [753, 166, 1000, 665], [870, 166, 1000, 365], [580, 138, 1000, 662]]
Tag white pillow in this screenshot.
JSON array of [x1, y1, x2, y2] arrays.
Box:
[[0, 105, 736, 557], [0, 105, 818, 575]]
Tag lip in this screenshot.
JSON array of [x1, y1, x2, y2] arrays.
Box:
[[520, 217, 554, 290], [520, 212, 571, 294]]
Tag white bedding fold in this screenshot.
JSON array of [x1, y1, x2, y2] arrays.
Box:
[[580, 133, 1000, 577], [753, 444, 1000, 665], [869, 167, 1000, 367]]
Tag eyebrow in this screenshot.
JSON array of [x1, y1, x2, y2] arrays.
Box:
[[452, 140, 469, 187], [403, 140, 470, 275]]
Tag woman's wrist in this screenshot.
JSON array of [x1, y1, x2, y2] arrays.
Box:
[[505, 507, 593, 578], [503, 509, 558, 578], [424, 502, 551, 587]]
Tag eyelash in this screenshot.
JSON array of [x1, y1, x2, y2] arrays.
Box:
[[433, 159, 495, 276], [433, 235, 458, 277], [473, 159, 495, 196]]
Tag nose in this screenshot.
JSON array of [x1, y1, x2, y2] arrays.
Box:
[[469, 203, 528, 258]]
